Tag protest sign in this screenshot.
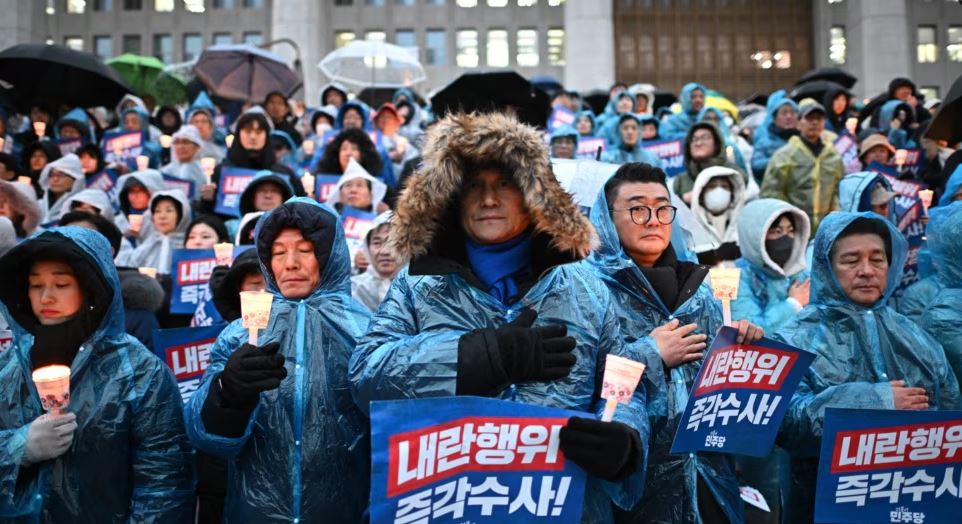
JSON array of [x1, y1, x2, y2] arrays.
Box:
[[85, 168, 121, 207], [643, 139, 685, 177], [834, 133, 861, 174], [214, 167, 257, 216], [0, 329, 12, 353], [314, 174, 342, 204], [547, 107, 576, 133], [152, 324, 225, 402], [815, 408, 962, 524], [576, 137, 606, 160], [170, 246, 252, 314], [341, 206, 377, 263], [53, 138, 82, 156], [865, 162, 927, 292], [370, 396, 588, 524], [162, 174, 195, 200], [671, 326, 814, 457], [102, 130, 143, 170]]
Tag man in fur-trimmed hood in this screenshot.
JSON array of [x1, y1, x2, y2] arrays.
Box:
[[349, 112, 652, 523]]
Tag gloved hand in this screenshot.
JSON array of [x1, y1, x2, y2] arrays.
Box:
[[559, 417, 642, 481], [218, 341, 287, 409], [456, 309, 576, 396], [208, 265, 230, 296], [23, 412, 78, 466]]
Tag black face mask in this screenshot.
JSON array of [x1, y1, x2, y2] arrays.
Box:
[[765, 234, 795, 268]]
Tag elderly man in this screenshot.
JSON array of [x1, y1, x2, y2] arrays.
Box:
[[761, 101, 844, 233], [351, 211, 401, 311], [772, 212, 962, 523], [601, 113, 663, 167], [185, 197, 371, 523], [350, 113, 650, 523], [587, 163, 763, 524]]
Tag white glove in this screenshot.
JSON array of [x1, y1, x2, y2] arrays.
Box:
[[22, 412, 77, 466]]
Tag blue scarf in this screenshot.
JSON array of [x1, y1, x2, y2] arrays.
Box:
[[465, 230, 533, 305]]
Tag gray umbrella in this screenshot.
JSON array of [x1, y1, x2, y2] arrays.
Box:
[[193, 44, 301, 103]]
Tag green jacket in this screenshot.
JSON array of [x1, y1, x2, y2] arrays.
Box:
[[760, 135, 844, 232]]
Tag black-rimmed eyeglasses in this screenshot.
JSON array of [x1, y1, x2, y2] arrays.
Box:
[[609, 205, 677, 225]]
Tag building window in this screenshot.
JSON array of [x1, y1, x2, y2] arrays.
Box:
[[547, 0, 563, 5], [547, 28, 564, 66], [395, 30, 416, 49], [456, 30, 479, 68], [516, 28, 539, 67], [123, 0, 142, 9], [456, 0, 476, 6], [122, 34, 142, 53], [153, 34, 172, 63], [829, 26, 846, 64], [243, 32, 263, 45], [94, 36, 112, 59], [487, 29, 509, 67], [334, 0, 353, 5], [183, 0, 204, 12], [64, 37, 84, 51], [183, 33, 202, 61], [93, 0, 112, 10], [918, 26, 938, 63], [213, 0, 234, 7], [948, 26, 962, 62], [213, 32, 232, 46], [366, 0, 386, 5], [487, 0, 507, 5], [425, 29, 446, 65], [154, 0, 174, 11], [366, 31, 387, 43], [335, 31, 356, 48], [518, 0, 537, 5], [242, 0, 263, 7], [66, 0, 85, 13], [919, 86, 939, 101]]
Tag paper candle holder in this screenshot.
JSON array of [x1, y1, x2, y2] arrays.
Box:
[[33, 122, 46, 138], [138, 267, 157, 278], [17, 176, 31, 186], [845, 117, 858, 135], [225, 134, 235, 148], [159, 134, 173, 149], [894, 149, 908, 167], [214, 243, 234, 266], [918, 189, 934, 212], [240, 290, 273, 345], [710, 267, 741, 327], [135, 155, 150, 171], [600, 354, 646, 422], [302, 139, 315, 157], [32, 365, 71, 414], [128, 214, 143, 232]]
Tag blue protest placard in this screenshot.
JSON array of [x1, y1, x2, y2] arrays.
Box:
[[814, 408, 962, 524], [865, 162, 926, 292], [889, 148, 926, 178], [341, 205, 376, 261], [643, 138, 685, 177], [576, 137, 606, 160], [214, 166, 257, 217], [370, 396, 588, 524], [547, 107, 576, 132], [169, 246, 252, 314], [670, 326, 815, 457], [834, 133, 861, 174], [102, 130, 143, 170], [162, 174, 196, 199], [314, 173, 341, 204], [152, 324, 226, 402], [53, 138, 82, 156], [85, 168, 121, 207]]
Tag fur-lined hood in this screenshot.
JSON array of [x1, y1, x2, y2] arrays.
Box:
[[391, 112, 596, 260], [0, 180, 41, 236]]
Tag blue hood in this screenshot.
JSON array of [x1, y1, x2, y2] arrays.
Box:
[[940, 164, 962, 206], [613, 91, 637, 115], [879, 99, 912, 132], [810, 212, 907, 310], [549, 124, 579, 145], [238, 169, 296, 216], [928, 201, 962, 285], [392, 87, 417, 106], [187, 91, 217, 121], [120, 106, 152, 139], [336, 100, 371, 130], [254, 197, 353, 301], [765, 91, 799, 127], [679, 82, 706, 115], [55, 107, 96, 144], [575, 110, 597, 135], [838, 171, 897, 221]]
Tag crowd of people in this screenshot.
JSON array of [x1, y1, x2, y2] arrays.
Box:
[[0, 71, 959, 524]]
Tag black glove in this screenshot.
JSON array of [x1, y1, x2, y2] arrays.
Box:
[[218, 341, 287, 410], [456, 309, 576, 396], [559, 417, 643, 481], [208, 265, 230, 297]]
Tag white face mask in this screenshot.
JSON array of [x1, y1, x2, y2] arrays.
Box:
[[703, 186, 732, 213], [315, 122, 332, 136]]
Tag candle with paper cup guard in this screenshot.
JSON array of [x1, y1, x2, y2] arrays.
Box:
[[201, 157, 216, 184], [0, 137, 5, 151], [709, 267, 741, 327], [302, 171, 315, 197], [112, 143, 123, 159], [159, 134, 173, 149], [17, 176, 31, 186], [33, 121, 46, 139], [240, 290, 274, 345], [135, 155, 149, 171], [600, 354, 646, 422], [127, 213, 143, 233], [894, 149, 908, 168], [214, 242, 234, 266], [302, 139, 315, 157], [225, 134, 234, 148], [138, 267, 157, 278], [919, 189, 934, 212], [32, 365, 71, 415], [845, 117, 858, 136]]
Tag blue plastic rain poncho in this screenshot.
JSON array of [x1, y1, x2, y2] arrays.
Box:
[[837, 170, 898, 221], [116, 106, 163, 168], [348, 112, 649, 524], [878, 99, 918, 150], [586, 176, 744, 524], [940, 163, 962, 206], [599, 92, 638, 146], [54, 108, 96, 145], [660, 82, 707, 140], [185, 198, 371, 523], [575, 110, 598, 138], [771, 211, 962, 523], [921, 201, 962, 387], [697, 106, 750, 174], [186, 92, 227, 162], [549, 124, 579, 159], [0, 227, 194, 521], [601, 114, 664, 167], [119, 189, 192, 272], [751, 94, 800, 176]]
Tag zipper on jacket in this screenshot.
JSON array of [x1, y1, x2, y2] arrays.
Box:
[[292, 300, 306, 522]]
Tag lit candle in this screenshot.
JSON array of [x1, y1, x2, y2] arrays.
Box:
[[33, 121, 46, 138], [159, 134, 173, 149], [918, 189, 934, 212], [17, 176, 31, 186], [240, 290, 274, 345], [302, 139, 315, 157], [201, 157, 216, 184], [302, 171, 315, 198], [895, 149, 908, 168], [135, 155, 149, 171], [138, 267, 157, 278], [225, 134, 234, 148], [845, 117, 858, 135], [127, 214, 143, 233], [32, 365, 71, 415]]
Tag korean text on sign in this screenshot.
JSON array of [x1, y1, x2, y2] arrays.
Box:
[[214, 167, 257, 217], [151, 324, 225, 402], [671, 326, 814, 457], [815, 409, 962, 524], [371, 396, 588, 524]]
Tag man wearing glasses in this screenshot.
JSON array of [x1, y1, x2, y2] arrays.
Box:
[[586, 162, 763, 523]]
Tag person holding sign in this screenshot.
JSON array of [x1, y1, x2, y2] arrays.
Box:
[[601, 113, 664, 168], [350, 113, 650, 523], [857, 133, 896, 169], [587, 163, 764, 524], [185, 197, 371, 523], [771, 212, 962, 523], [921, 202, 962, 388], [226, 170, 295, 239], [0, 227, 194, 521]]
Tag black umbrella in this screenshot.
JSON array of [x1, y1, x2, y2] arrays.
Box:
[[357, 87, 425, 109], [583, 90, 609, 115], [790, 80, 848, 103], [796, 67, 857, 90], [431, 71, 550, 127], [530, 75, 563, 96], [652, 91, 678, 112], [924, 74, 962, 144], [0, 43, 130, 110]]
